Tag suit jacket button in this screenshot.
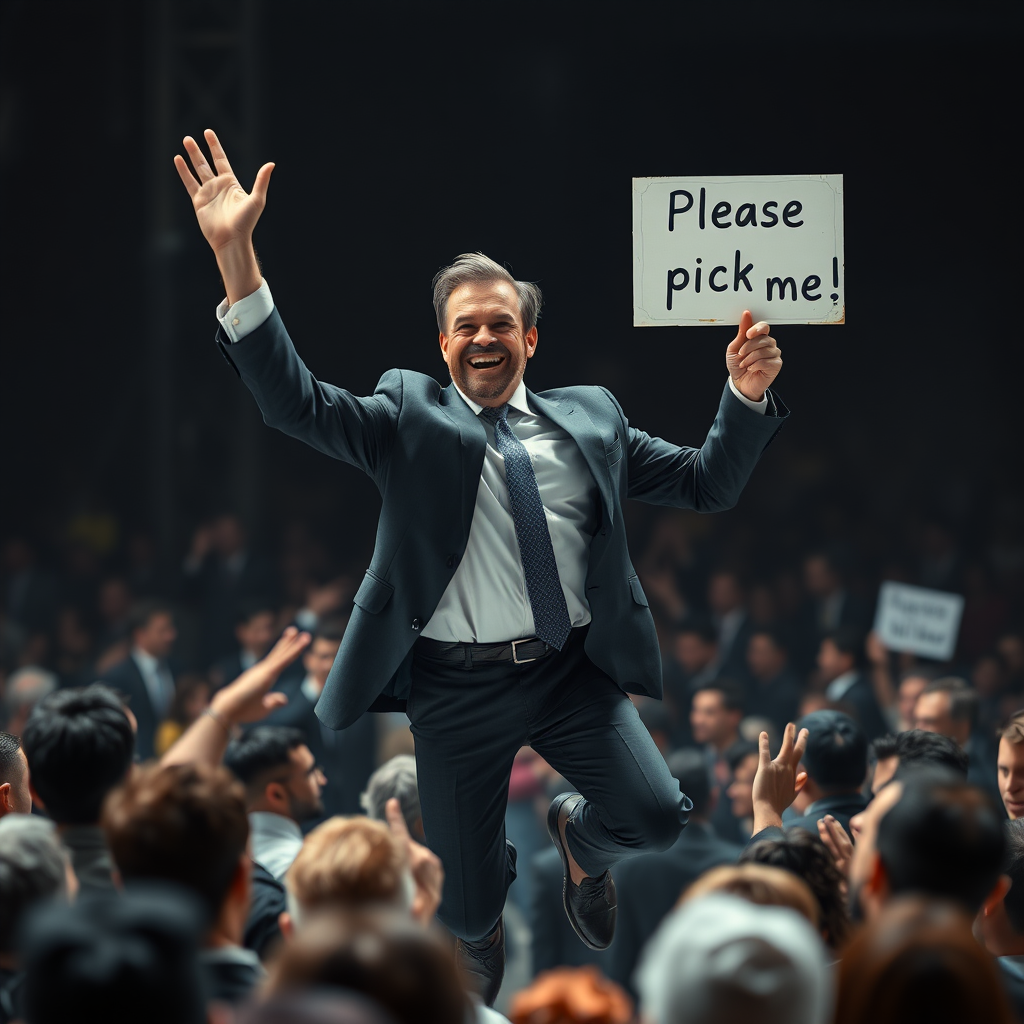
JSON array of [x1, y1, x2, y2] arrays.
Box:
[[411, 618, 421, 631]]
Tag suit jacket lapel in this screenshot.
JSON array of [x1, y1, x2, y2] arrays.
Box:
[[528, 390, 616, 528], [439, 384, 488, 536]]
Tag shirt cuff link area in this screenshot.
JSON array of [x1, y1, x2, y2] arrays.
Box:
[[216, 278, 275, 343]]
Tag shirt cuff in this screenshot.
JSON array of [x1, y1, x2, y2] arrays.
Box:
[[728, 376, 768, 414], [216, 279, 274, 343]]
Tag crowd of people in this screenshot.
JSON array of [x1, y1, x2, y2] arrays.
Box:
[[1, 499, 1023, 1022]]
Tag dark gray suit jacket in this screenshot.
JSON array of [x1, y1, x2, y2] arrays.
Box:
[[218, 308, 787, 729]]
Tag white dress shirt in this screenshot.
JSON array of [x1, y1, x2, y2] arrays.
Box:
[[217, 282, 768, 643], [248, 811, 304, 880]]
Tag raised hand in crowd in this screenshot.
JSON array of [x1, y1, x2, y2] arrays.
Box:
[[385, 796, 444, 928], [751, 722, 809, 834], [817, 813, 854, 889], [162, 626, 310, 769]]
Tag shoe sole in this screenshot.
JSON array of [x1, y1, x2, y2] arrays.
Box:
[[546, 791, 607, 951]]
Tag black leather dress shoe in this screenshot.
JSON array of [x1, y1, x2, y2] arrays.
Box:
[[546, 792, 617, 950], [455, 916, 504, 1007]]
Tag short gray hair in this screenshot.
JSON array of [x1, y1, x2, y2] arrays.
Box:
[[432, 253, 543, 333], [0, 816, 68, 954], [3, 666, 58, 715], [360, 755, 421, 834]]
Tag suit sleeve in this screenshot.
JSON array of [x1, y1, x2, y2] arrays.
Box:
[[603, 382, 788, 511], [216, 307, 400, 484]]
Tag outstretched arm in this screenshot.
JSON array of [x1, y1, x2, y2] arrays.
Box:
[[174, 128, 274, 305]]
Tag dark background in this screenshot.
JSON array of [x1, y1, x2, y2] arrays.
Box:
[[1, 0, 1021, 590]]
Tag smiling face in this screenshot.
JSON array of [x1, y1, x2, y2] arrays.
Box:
[[439, 280, 538, 407]]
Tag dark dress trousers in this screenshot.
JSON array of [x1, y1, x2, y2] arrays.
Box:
[[216, 306, 787, 941]]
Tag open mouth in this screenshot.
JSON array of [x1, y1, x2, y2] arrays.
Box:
[[467, 355, 506, 370]]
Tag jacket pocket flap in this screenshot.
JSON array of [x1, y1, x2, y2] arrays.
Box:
[[354, 572, 395, 615], [628, 574, 649, 607]]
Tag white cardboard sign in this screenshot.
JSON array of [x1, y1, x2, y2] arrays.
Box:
[[632, 174, 844, 326], [874, 582, 965, 661]]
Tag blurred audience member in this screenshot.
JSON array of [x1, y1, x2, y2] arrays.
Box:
[[976, 818, 1024, 1017], [19, 887, 208, 1024], [609, 748, 741, 998], [835, 897, 1013, 1024], [21, 684, 134, 893], [265, 908, 468, 1024], [817, 626, 888, 741], [692, 680, 747, 843], [707, 568, 752, 685], [724, 741, 759, 838], [997, 711, 1024, 821], [0, 816, 73, 1024], [1, 666, 57, 736], [894, 665, 937, 732], [361, 754, 423, 839], [103, 761, 261, 1005], [509, 966, 632, 1024], [225, 725, 325, 880], [744, 628, 801, 735], [683, 863, 819, 926], [154, 673, 211, 756], [802, 549, 869, 656], [636, 892, 832, 1024], [211, 600, 283, 690], [99, 599, 178, 760], [868, 728, 968, 796], [237, 992, 401, 1024], [0, 732, 31, 818], [662, 618, 718, 742], [1, 538, 58, 635]]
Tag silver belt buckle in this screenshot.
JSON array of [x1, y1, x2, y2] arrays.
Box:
[[511, 638, 541, 664]]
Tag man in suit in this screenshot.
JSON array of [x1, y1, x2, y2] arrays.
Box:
[[174, 129, 787, 1001], [817, 626, 889, 742], [607, 748, 742, 1000], [98, 599, 177, 761], [210, 601, 282, 690]]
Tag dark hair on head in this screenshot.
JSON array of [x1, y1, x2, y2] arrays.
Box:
[[871, 734, 899, 762], [224, 726, 308, 799], [235, 599, 277, 627], [102, 762, 249, 923], [877, 771, 1006, 914], [749, 626, 789, 653], [0, 732, 24, 785], [665, 749, 712, 818], [313, 618, 348, 645], [693, 677, 745, 714], [825, 626, 866, 669], [740, 827, 851, 950], [883, 729, 969, 778], [725, 740, 759, 773], [265, 908, 468, 1024], [898, 663, 943, 685], [21, 685, 135, 824], [796, 710, 867, 790], [432, 252, 543, 335], [1002, 819, 1024, 934], [673, 616, 717, 645], [920, 677, 978, 730], [126, 598, 173, 636]]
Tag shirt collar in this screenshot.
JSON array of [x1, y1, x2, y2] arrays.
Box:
[[249, 811, 303, 841], [131, 646, 159, 675], [452, 378, 531, 418]]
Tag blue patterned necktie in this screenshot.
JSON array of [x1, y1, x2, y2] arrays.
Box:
[[480, 403, 572, 650]]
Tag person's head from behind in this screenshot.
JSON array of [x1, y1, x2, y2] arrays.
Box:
[[265, 907, 468, 1024], [305, 619, 346, 689], [20, 886, 208, 1024], [683, 863, 819, 927], [997, 712, 1024, 819], [747, 628, 789, 683], [665, 748, 713, 822], [127, 599, 177, 660], [508, 966, 633, 1024], [360, 754, 423, 839], [834, 897, 1013, 1024], [976, 818, 1024, 956], [690, 680, 744, 750], [21, 684, 135, 826], [0, 731, 31, 816], [103, 762, 249, 943], [237, 992, 401, 1024], [741, 827, 851, 951], [433, 253, 542, 408], [636, 892, 832, 1024], [869, 728, 968, 796], [795, 709, 867, 799], [284, 816, 412, 934], [913, 677, 976, 747], [0, 816, 71, 969], [236, 601, 278, 659], [2, 666, 58, 736], [725, 743, 760, 822], [817, 626, 864, 684], [673, 617, 717, 675], [225, 726, 325, 824]]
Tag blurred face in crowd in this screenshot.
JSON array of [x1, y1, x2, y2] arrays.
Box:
[[804, 556, 840, 600], [817, 638, 853, 683], [276, 744, 325, 822], [691, 690, 740, 749], [304, 637, 342, 689], [848, 781, 903, 922], [213, 514, 246, 556], [237, 611, 277, 658], [914, 691, 969, 746], [897, 675, 928, 730], [708, 573, 744, 617], [727, 751, 760, 821], [0, 746, 33, 816], [747, 633, 786, 683], [674, 632, 716, 674], [997, 737, 1024, 820], [133, 611, 177, 659]]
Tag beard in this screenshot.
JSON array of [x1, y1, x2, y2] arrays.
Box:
[[288, 792, 325, 823], [450, 344, 524, 403]]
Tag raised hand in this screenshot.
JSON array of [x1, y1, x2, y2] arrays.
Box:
[[174, 129, 274, 254], [385, 797, 445, 927], [726, 310, 782, 402], [751, 722, 809, 833], [817, 814, 853, 885]]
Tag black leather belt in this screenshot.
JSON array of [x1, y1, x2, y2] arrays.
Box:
[[415, 635, 557, 667]]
